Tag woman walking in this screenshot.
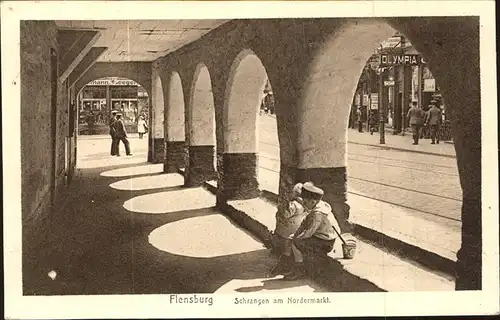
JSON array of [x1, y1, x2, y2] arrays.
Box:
[[137, 115, 148, 139]]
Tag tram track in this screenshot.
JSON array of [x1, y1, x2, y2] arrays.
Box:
[[257, 164, 462, 223]]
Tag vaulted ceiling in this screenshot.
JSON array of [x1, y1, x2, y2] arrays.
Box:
[[55, 20, 229, 62]]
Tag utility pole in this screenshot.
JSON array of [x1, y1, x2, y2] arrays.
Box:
[[400, 35, 407, 136], [379, 68, 386, 144]]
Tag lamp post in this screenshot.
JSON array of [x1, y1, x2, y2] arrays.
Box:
[[378, 68, 386, 144]]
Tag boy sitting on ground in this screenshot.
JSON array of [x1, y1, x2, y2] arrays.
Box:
[[284, 183, 338, 280], [268, 182, 308, 277]]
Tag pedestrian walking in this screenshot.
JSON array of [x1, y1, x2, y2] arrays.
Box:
[[113, 113, 132, 156], [425, 100, 443, 144], [406, 101, 425, 145], [137, 115, 148, 139], [109, 110, 119, 156], [86, 110, 96, 135], [356, 107, 363, 133]]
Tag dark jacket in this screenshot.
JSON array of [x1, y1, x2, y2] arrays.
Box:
[[113, 119, 127, 138], [407, 107, 425, 125], [109, 117, 116, 136]]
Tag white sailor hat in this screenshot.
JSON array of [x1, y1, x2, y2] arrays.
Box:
[[301, 183, 324, 200]]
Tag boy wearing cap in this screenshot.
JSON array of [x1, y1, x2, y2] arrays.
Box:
[[285, 183, 337, 280]]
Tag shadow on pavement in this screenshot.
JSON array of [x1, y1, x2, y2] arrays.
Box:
[[23, 154, 385, 295]]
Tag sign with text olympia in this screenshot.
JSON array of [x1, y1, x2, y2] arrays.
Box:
[[370, 93, 379, 110], [380, 54, 425, 66]]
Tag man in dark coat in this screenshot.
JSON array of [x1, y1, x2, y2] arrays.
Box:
[[425, 101, 443, 144], [113, 113, 132, 156], [406, 101, 425, 145], [109, 110, 118, 156]]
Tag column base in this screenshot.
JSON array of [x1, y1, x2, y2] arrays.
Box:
[[164, 141, 185, 173], [455, 197, 482, 290], [217, 152, 259, 202], [152, 138, 164, 164], [185, 145, 216, 187], [147, 135, 153, 162]]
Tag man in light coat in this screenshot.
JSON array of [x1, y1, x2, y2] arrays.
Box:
[[406, 101, 425, 145], [425, 101, 443, 144]]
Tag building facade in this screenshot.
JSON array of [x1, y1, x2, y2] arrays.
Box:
[[351, 33, 451, 140], [78, 77, 149, 135]]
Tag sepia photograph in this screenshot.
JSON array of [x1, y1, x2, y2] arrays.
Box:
[[2, 0, 499, 318]]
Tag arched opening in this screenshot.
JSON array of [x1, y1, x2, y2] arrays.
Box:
[[300, 19, 470, 287], [164, 71, 186, 173], [220, 49, 277, 200], [150, 76, 165, 163], [185, 63, 217, 186], [76, 76, 150, 168]]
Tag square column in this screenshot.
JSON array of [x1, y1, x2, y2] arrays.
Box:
[[164, 141, 185, 173], [216, 152, 259, 203], [185, 145, 216, 187]]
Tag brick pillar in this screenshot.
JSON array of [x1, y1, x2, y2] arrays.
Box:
[[152, 138, 164, 163], [185, 145, 216, 187], [216, 152, 259, 203], [296, 167, 352, 234], [164, 141, 185, 173]]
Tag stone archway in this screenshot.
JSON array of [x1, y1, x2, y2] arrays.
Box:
[[299, 18, 481, 290], [185, 63, 217, 186], [76, 76, 150, 137], [150, 75, 165, 163], [296, 20, 395, 237], [164, 71, 186, 173], [218, 49, 270, 201]]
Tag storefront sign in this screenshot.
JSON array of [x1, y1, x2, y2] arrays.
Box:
[[380, 36, 402, 49], [370, 93, 379, 110], [355, 94, 361, 106], [87, 78, 139, 86], [424, 79, 436, 92], [380, 54, 425, 66], [362, 94, 369, 106]]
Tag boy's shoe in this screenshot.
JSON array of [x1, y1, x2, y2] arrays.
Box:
[[268, 256, 292, 277], [283, 263, 307, 281]]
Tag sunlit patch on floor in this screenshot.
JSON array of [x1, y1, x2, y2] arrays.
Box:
[[214, 277, 324, 293], [77, 156, 148, 169], [110, 173, 184, 191], [339, 241, 454, 291], [148, 214, 264, 257], [100, 163, 163, 177], [124, 187, 215, 214]]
